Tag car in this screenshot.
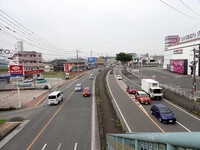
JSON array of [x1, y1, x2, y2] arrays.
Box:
[[75, 84, 82, 92], [24, 78, 33, 83], [83, 87, 91, 97], [126, 85, 137, 94], [150, 104, 176, 124], [117, 75, 122, 80], [89, 74, 94, 80], [37, 78, 46, 83], [134, 91, 151, 104]]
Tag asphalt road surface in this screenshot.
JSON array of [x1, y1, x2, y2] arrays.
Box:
[[107, 67, 200, 133], [0, 70, 98, 150]]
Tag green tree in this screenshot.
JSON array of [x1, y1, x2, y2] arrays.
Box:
[[116, 52, 132, 74]]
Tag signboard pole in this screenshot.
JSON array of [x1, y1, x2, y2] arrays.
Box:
[[17, 84, 21, 109]]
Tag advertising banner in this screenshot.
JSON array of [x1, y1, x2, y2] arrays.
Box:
[[64, 63, 69, 73], [170, 59, 188, 75], [9, 65, 24, 76]]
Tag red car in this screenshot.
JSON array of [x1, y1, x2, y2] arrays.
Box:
[[83, 87, 91, 97], [126, 85, 137, 94], [134, 91, 151, 104]]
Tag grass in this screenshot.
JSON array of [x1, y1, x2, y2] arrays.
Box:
[[42, 71, 65, 78], [0, 119, 6, 125]]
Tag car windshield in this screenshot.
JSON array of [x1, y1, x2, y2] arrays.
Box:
[[158, 107, 172, 114], [76, 84, 81, 87], [84, 89, 90, 92], [129, 85, 135, 89], [153, 89, 162, 94], [139, 93, 148, 97], [48, 96, 56, 99]]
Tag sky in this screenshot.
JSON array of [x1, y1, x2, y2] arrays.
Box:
[[1, 0, 200, 61]]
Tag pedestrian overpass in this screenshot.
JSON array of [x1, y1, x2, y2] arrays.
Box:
[[106, 132, 200, 150]]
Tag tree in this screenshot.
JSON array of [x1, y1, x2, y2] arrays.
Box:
[[116, 52, 133, 74]]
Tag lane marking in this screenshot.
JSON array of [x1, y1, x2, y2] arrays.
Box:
[[164, 99, 200, 121], [74, 143, 78, 150], [41, 143, 47, 150], [91, 77, 96, 150], [26, 91, 74, 150], [118, 68, 200, 131], [176, 121, 191, 132], [57, 143, 62, 150], [107, 71, 132, 132], [114, 69, 164, 132]]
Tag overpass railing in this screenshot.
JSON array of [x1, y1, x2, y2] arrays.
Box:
[[106, 132, 200, 150]]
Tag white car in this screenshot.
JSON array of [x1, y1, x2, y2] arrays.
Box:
[[89, 74, 94, 80], [117, 75, 122, 80], [75, 84, 82, 92]]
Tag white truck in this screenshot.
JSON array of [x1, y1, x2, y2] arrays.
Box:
[[141, 79, 163, 100]]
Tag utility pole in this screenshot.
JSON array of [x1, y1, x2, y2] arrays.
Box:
[[76, 50, 79, 76], [91, 51, 92, 69], [193, 48, 196, 101]]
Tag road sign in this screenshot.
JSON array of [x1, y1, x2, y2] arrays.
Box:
[[10, 65, 24, 76]]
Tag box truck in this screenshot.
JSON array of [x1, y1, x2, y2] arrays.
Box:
[[141, 79, 163, 100]]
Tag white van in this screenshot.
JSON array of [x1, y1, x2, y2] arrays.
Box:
[[48, 91, 63, 105]]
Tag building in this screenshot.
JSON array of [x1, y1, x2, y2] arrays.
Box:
[[9, 51, 44, 78], [164, 31, 200, 76], [43, 62, 54, 72], [52, 58, 87, 72]]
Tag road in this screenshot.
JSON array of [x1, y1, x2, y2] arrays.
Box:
[[0, 70, 98, 150], [107, 67, 200, 133]]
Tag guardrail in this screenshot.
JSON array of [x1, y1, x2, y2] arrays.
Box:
[[160, 84, 200, 102], [107, 132, 200, 150]]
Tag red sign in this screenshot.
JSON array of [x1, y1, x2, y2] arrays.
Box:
[[10, 65, 24, 75], [24, 69, 44, 75], [64, 63, 69, 73]]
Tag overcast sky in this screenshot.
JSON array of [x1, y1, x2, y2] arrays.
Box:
[[1, 0, 200, 60]]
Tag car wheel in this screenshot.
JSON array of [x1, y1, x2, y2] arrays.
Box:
[[159, 117, 162, 122], [150, 110, 153, 114]]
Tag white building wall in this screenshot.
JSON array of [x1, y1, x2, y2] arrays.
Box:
[[164, 39, 200, 75]]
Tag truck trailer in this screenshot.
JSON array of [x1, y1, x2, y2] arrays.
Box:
[[141, 79, 163, 100]]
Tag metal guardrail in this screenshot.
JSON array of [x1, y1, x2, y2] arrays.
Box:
[[160, 84, 200, 102], [107, 132, 200, 150]]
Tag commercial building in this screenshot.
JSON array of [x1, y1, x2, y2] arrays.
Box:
[[164, 31, 200, 76], [9, 51, 44, 78]]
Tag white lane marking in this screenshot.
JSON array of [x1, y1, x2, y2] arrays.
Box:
[[119, 69, 141, 87], [57, 143, 62, 150], [42, 143, 47, 150], [119, 68, 200, 122], [107, 71, 132, 132], [91, 77, 96, 150], [176, 121, 191, 132], [74, 143, 78, 150], [164, 99, 200, 121], [0, 120, 30, 149]]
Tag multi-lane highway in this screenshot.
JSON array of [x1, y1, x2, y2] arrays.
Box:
[[107, 67, 200, 133], [0, 70, 99, 150]]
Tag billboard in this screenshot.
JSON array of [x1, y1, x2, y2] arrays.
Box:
[[9, 65, 24, 76], [88, 57, 97, 63], [170, 59, 188, 75]]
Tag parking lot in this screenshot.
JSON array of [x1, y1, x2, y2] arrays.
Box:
[[0, 78, 65, 109]]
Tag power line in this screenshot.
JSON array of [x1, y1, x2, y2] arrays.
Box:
[[0, 9, 74, 53], [179, 0, 200, 17], [160, 0, 200, 19]]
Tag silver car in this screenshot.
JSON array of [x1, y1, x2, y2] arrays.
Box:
[[75, 84, 82, 92]]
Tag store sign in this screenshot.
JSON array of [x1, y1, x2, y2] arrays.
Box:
[[9, 65, 24, 76], [180, 30, 200, 43], [64, 63, 69, 73], [24, 69, 44, 74], [173, 49, 183, 55]]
